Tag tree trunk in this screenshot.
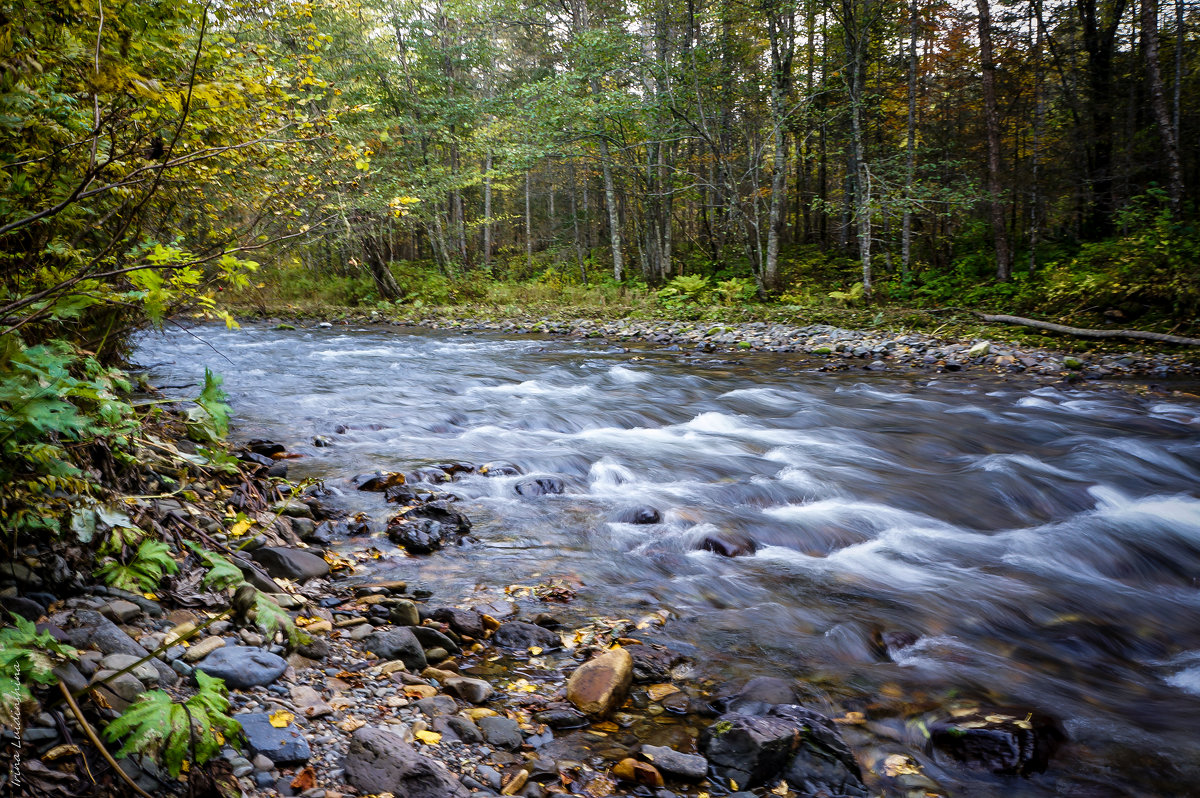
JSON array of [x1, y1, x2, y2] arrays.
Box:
[[901, 0, 919, 278], [483, 153, 493, 271], [976, 0, 1011, 280], [1140, 0, 1184, 214], [525, 171, 534, 273], [598, 135, 624, 281]]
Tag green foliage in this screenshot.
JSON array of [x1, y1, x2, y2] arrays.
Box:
[[253, 588, 309, 647], [184, 542, 243, 591], [656, 274, 712, 307], [0, 614, 78, 727], [103, 670, 241, 778], [714, 277, 755, 305], [185, 369, 230, 444], [828, 282, 865, 306], [95, 539, 179, 593]]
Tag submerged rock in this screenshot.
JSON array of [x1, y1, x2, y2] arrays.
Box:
[[514, 477, 566, 497], [929, 707, 1064, 775], [613, 506, 662, 524], [698, 535, 758, 558]]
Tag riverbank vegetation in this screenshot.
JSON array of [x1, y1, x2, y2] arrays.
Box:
[[0, 0, 1198, 791]]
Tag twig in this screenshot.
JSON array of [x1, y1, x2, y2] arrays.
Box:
[[58, 681, 157, 798]]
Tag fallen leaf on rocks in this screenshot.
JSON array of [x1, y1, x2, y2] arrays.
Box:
[[646, 684, 679, 701], [291, 767, 317, 791], [771, 780, 789, 796], [338, 716, 366, 732], [528, 646, 543, 655], [404, 685, 438, 699], [269, 710, 294, 728], [501, 769, 530, 795], [43, 744, 82, 760], [415, 730, 442, 745], [883, 754, 922, 777]]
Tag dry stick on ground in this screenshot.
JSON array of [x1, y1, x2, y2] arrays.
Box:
[[978, 314, 1200, 347], [58, 681, 157, 798]]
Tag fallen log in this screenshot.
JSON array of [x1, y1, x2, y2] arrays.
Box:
[[977, 314, 1200, 347]]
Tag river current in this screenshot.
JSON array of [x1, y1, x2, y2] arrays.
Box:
[[136, 323, 1200, 796]]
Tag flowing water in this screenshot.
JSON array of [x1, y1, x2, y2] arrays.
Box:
[[136, 323, 1200, 796]]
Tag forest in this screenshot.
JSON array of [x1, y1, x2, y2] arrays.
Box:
[[1, 0, 1197, 347]]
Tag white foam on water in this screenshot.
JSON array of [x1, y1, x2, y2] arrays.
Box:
[[1166, 666, 1200, 696], [607, 365, 650, 384], [466, 380, 592, 398], [974, 452, 1082, 479]]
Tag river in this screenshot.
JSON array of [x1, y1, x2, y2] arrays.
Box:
[[136, 322, 1200, 797]]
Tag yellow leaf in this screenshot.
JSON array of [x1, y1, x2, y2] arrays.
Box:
[[528, 646, 542, 655], [43, 744, 82, 761], [415, 730, 442, 745], [338, 716, 366, 732], [771, 780, 789, 796], [143, 592, 158, 601], [269, 710, 294, 728], [230, 518, 253, 536], [646, 684, 679, 701]]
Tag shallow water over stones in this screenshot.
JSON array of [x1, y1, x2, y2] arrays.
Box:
[[136, 322, 1200, 796]]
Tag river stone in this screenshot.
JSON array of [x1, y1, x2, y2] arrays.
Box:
[[641, 745, 708, 781], [4, 596, 46, 622], [291, 685, 333, 718], [91, 670, 147, 703], [514, 477, 565, 497], [613, 506, 662, 525], [363, 628, 427, 672], [698, 535, 758, 558], [402, 501, 471, 534], [630, 644, 689, 684], [701, 706, 864, 793], [930, 708, 1063, 775], [444, 676, 493, 704], [535, 707, 589, 729], [251, 547, 330, 582], [99, 599, 142, 624], [237, 712, 311, 764], [566, 647, 633, 718], [477, 716, 523, 750], [428, 607, 487, 639], [492, 621, 559, 650], [194, 646, 287, 689], [182, 636, 225, 663], [389, 599, 421, 626], [65, 610, 177, 686], [410, 625, 460, 655], [438, 716, 484, 743], [98, 654, 160, 685], [343, 725, 469, 798]]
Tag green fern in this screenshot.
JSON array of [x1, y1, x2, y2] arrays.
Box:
[[184, 541, 243, 590], [0, 614, 78, 727], [103, 670, 241, 777], [95, 539, 179, 592]]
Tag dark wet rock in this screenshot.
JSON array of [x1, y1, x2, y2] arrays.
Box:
[[699, 535, 758, 558], [514, 477, 565, 497], [435, 715, 484, 743], [343, 725, 469, 798], [535, 707, 589, 729], [613, 506, 662, 525], [477, 716, 523, 750], [641, 745, 708, 781], [267, 461, 288, 478], [232, 555, 282, 594], [354, 471, 408, 491], [194, 646, 287, 689], [720, 676, 798, 715], [99, 599, 141, 624], [363, 628, 427, 672], [388, 501, 472, 554], [240, 452, 275, 469], [492, 621, 559, 650], [701, 705, 863, 793], [531, 612, 561, 628], [246, 439, 286, 458], [410, 625, 461, 655], [238, 712, 311, 764], [479, 461, 521, 477], [5, 596, 46, 621], [930, 708, 1064, 775], [64, 610, 176, 686], [384, 485, 422, 504], [630, 644, 689, 684], [429, 607, 487, 639], [251, 547, 330, 582], [772, 705, 866, 797]]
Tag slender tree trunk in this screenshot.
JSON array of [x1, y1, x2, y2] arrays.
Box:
[[525, 171, 534, 273], [976, 0, 1011, 280], [1030, 5, 1044, 273], [843, 0, 873, 298], [764, 6, 794, 292], [571, 161, 587, 284], [901, 0, 919, 278], [1140, 0, 1184, 213], [483, 153, 492, 272], [597, 135, 624, 281]]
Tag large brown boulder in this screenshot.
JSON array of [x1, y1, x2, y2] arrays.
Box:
[[566, 646, 633, 718]]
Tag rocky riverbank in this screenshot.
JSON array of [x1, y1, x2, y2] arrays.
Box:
[[3, 418, 1069, 798], [279, 309, 1200, 382]]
